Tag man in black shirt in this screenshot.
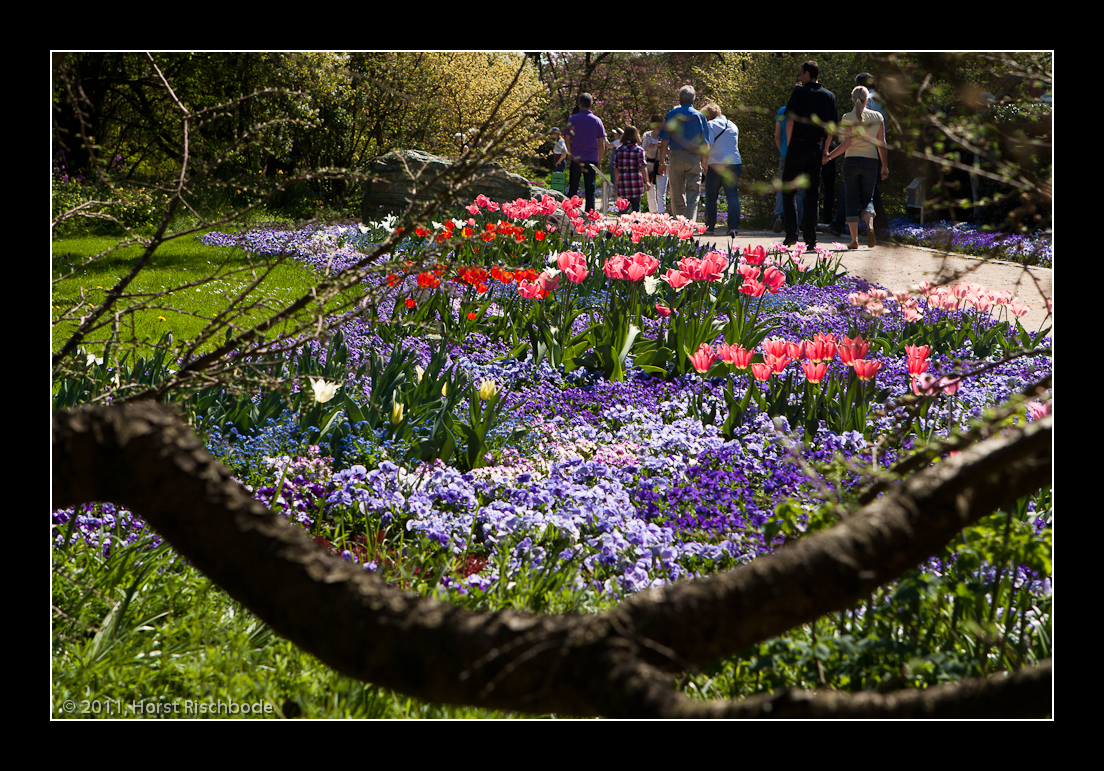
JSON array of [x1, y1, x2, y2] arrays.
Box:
[[781, 61, 839, 248]]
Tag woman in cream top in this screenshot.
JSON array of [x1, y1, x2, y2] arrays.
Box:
[[825, 86, 888, 248]]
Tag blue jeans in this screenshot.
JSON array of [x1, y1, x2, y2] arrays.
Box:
[[705, 163, 741, 232], [842, 156, 880, 223]]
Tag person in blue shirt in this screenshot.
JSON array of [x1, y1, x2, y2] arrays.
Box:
[[657, 85, 711, 222], [773, 103, 805, 233]]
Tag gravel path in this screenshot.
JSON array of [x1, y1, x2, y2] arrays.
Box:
[[694, 229, 1054, 338]]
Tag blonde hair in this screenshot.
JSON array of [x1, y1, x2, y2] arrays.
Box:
[[852, 86, 869, 122]]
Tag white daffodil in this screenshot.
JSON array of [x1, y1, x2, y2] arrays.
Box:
[[309, 377, 341, 404]]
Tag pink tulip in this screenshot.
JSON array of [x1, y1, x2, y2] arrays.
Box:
[[630, 252, 659, 277], [762, 265, 786, 293], [905, 344, 931, 361], [537, 272, 560, 293], [1027, 400, 1051, 420], [807, 334, 837, 363], [742, 244, 768, 265], [837, 335, 869, 366], [766, 353, 792, 374], [556, 250, 585, 273], [761, 338, 789, 359], [698, 251, 728, 281], [689, 343, 718, 374], [801, 360, 828, 383], [937, 376, 961, 395], [718, 342, 753, 370], [655, 302, 671, 317], [604, 255, 627, 280], [785, 339, 806, 360], [852, 359, 882, 381], [664, 269, 692, 290], [564, 263, 588, 283], [738, 264, 760, 280], [750, 363, 774, 381], [517, 280, 546, 300], [911, 373, 939, 395], [740, 278, 766, 297]]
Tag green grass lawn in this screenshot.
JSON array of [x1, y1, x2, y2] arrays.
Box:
[[51, 534, 523, 719], [51, 233, 358, 361]]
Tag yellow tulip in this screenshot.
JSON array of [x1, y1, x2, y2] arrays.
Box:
[[390, 401, 405, 425], [478, 379, 497, 401]]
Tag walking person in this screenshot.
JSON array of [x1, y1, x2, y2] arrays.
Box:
[[824, 85, 889, 249], [701, 102, 742, 237], [826, 72, 890, 239], [657, 85, 712, 221], [772, 102, 804, 233], [564, 93, 606, 213], [612, 125, 651, 214], [642, 114, 668, 214], [781, 61, 838, 248]]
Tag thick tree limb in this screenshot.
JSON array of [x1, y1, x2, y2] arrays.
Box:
[[52, 402, 1052, 717]]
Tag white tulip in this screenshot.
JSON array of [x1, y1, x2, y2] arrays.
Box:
[[309, 377, 340, 404]]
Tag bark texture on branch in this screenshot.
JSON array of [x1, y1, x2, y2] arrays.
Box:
[[52, 402, 1052, 718]]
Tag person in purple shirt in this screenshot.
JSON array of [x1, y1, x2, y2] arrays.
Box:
[[564, 93, 606, 213]]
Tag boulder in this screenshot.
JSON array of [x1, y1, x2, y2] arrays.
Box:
[[361, 149, 565, 223]]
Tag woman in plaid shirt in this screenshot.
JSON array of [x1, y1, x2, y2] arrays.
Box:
[[612, 125, 651, 214]]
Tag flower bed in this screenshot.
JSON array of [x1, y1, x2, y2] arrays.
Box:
[[54, 194, 1053, 691], [887, 216, 1053, 268]]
